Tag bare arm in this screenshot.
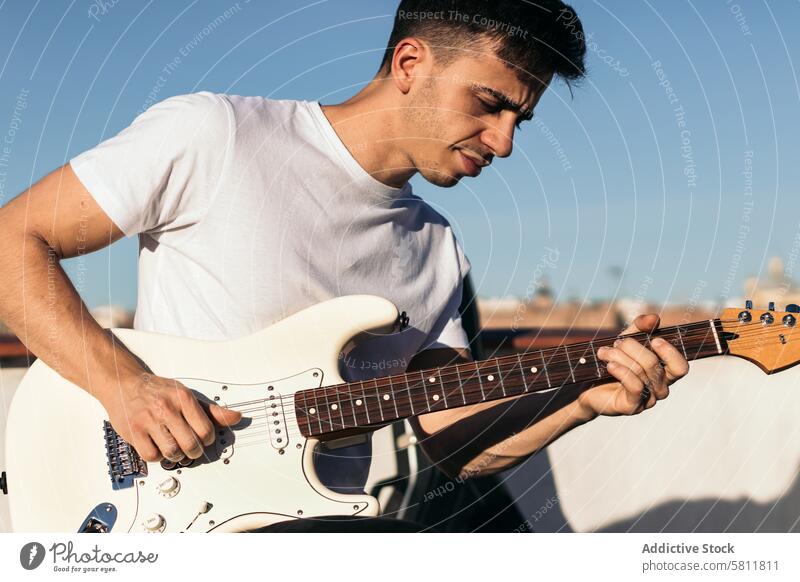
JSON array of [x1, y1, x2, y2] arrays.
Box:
[[406, 347, 594, 479], [0, 164, 239, 462], [407, 318, 689, 480]]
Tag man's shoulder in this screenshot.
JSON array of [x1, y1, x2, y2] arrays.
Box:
[[212, 93, 310, 123], [153, 91, 310, 128], [395, 188, 471, 275], [397, 189, 454, 233]]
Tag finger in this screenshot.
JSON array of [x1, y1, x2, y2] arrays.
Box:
[[150, 423, 185, 462], [606, 361, 648, 412], [613, 338, 667, 398], [163, 409, 206, 460], [132, 429, 161, 463], [178, 390, 217, 447], [641, 382, 658, 410], [621, 313, 660, 335], [598, 343, 651, 388], [208, 403, 242, 427], [650, 337, 690, 382]]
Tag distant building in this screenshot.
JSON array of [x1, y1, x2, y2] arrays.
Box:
[[740, 257, 800, 311]]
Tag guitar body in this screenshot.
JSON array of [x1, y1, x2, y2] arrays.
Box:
[[5, 295, 400, 533]]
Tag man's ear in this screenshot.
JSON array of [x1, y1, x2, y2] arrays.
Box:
[[390, 37, 430, 94]]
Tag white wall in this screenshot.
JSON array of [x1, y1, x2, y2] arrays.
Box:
[[0, 367, 26, 532], [544, 356, 800, 532]]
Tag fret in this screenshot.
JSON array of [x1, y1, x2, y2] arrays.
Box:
[[541, 351, 552, 388], [387, 375, 400, 419], [475, 363, 486, 400], [495, 359, 507, 397], [405, 375, 416, 415], [564, 345, 576, 383], [709, 319, 723, 354], [360, 380, 371, 425], [675, 327, 688, 359], [419, 371, 432, 412], [516, 354, 529, 391], [438, 372, 449, 408], [590, 342, 602, 379], [333, 385, 345, 429], [320, 385, 333, 432], [455, 363, 466, 405], [310, 388, 322, 434], [349, 384, 358, 426], [374, 379, 385, 422]]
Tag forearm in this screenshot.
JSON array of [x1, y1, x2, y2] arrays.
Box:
[[0, 229, 143, 400], [411, 383, 597, 479]]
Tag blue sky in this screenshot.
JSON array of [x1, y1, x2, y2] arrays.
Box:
[[0, 0, 798, 310]]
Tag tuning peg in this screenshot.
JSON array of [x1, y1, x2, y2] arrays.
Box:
[[745, 299, 753, 309], [786, 304, 800, 313], [769, 301, 776, 311]]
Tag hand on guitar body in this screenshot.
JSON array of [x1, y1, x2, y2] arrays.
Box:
[[98, 371, 242, 463], [577, 314, 690, 418], [0, 165, 243, 466]]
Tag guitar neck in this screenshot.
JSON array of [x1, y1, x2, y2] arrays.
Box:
[[295, 319, 729, 439]]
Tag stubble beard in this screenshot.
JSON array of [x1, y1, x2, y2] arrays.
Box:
[[403, 78, 460, 188]]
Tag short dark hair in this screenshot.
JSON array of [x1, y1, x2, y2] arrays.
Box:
[[379, 0, 586, 85]]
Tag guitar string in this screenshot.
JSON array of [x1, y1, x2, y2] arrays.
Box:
[[225, 328, 737, 442], [228, 324, 772, 427], [218, 343, 798, 448], [189, 320, 795, 444], [219, 326, 727, 420], [235, 326, 800, 444], [222, 325, 747, 426], [220, 319, 731, 410]]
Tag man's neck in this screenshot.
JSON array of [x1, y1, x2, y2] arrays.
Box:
[[320, 83, 416, 189]]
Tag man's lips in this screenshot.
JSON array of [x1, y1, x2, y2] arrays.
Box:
[[458, 150, 489, 177]]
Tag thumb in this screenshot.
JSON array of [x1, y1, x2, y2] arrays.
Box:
[[209, 403, 242, 427], [622, 313, 660, 335]]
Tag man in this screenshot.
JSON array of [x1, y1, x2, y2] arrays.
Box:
[[0, 0, 688, 532]]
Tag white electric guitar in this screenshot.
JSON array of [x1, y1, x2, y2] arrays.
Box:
[[3, 295, 796, 532]]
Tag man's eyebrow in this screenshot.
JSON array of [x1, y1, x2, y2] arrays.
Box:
[[473, 84, 534, 121]]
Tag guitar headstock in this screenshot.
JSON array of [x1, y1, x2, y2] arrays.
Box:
[[720, 300, 800, 373]]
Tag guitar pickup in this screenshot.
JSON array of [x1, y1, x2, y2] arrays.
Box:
[[103, 421, 147, 490]]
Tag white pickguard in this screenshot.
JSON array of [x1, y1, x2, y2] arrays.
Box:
[[4, 295, 399, 532]]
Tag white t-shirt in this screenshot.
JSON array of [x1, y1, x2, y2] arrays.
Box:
[[70, 91, 471, 494]]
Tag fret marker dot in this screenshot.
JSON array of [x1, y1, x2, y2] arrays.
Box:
[[355, 399, 363, 406], [309, 408, 316, 415], [433, 394, 440, 401], [331, 404, 338, 411], [487, 374, 494, 381], [579, 357, 586, 364], [429, 377, 436, 383], [530, 367, 538, 373], [383, 394, 390, 400]]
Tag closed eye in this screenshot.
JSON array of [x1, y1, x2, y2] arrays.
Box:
[[478, 97, 531, 131], [478, 98, 503, 115]]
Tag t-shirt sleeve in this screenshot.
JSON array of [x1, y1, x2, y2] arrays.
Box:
[[69, 91, 233, 237], [424, 236, 473, 351]]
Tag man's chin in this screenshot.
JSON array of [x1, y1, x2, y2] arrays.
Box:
[[419, 168, 462, 188]]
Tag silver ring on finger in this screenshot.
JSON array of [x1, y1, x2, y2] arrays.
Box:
[[158, 424, 185, 462], [639, 383, 652, 410]]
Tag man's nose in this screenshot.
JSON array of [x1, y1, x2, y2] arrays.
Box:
[[481, 120, 515, 159]]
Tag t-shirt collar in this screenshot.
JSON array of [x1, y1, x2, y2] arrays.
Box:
[[306, 100, 411, 205]]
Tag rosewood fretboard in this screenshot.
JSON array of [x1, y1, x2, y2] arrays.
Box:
[[295, 319, 729, 439]]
